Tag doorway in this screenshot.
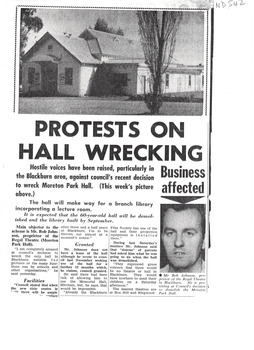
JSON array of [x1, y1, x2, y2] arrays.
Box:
[[41, 62, 58, 96], [141, 75, 146, 94]]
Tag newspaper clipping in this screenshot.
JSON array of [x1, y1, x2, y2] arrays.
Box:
[[11, 2, 213, 297]]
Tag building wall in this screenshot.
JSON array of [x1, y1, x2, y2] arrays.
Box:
[[80, 65, 98, 96], [34, 37, 74, 61], [22, 62, 42, 93], [136, 68, 204, 95], [163, 72, 204, 93], [22, 37, 82, 96], [58, 60, 80, 96], [137, 66, 151, 94]]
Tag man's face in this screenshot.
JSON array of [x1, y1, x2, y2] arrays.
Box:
[[162, 208, 205, 271]]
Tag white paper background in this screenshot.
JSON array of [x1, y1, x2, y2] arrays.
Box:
[[1, 0, 253, 349]]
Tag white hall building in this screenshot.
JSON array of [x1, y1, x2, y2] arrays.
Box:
[[21, 29, 204, 97]]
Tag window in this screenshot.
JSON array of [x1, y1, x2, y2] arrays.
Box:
[[48, 45, 53, 51], [35, 72, 40, 84], [188, 75, 192, 87], [165, 74, 169, 87], [65, 68, 73, 85], [28, 68, 35, 84], [202, 75, 204, 87]]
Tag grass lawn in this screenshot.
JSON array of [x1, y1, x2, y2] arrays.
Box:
[[19, 97, 203, 116]]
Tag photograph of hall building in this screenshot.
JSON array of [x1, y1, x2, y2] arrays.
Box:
[[21, 28, 204, 97]]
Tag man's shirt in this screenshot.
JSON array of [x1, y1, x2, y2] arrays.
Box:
[[160, 259, 205, 273]]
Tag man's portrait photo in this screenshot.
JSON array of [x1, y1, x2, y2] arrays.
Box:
[[160, 204, 206, 273]]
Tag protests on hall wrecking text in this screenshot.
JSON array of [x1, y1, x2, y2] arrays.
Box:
[[18, 120, 203, 162]]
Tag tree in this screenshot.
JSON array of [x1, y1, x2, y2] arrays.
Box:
[[20, 8, 43, 57], [94, 18, 109, 33], [94, 17, 124, 36], [90, 63, 114, 96], [137, 11, 182, 114], [115, 27, 124, 36]]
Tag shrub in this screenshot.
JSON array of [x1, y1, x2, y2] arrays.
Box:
[[90, 63, 114, 96]]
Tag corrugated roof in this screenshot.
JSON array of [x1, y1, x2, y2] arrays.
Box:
[[80, 29, 145, 60], [22, 32, 100, 65], [53, 34, 100, 64]]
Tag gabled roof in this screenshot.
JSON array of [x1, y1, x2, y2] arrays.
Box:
[[22, 32, 100, 64], [79, 29, 145, 60]]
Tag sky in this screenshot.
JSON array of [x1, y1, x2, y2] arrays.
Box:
[[24, 8, 205, 66]]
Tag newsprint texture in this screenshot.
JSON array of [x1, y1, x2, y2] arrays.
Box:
[[11, 2, 213, 297]]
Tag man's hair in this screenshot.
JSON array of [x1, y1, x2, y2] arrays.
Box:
[[161, 204, 206, 237]]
